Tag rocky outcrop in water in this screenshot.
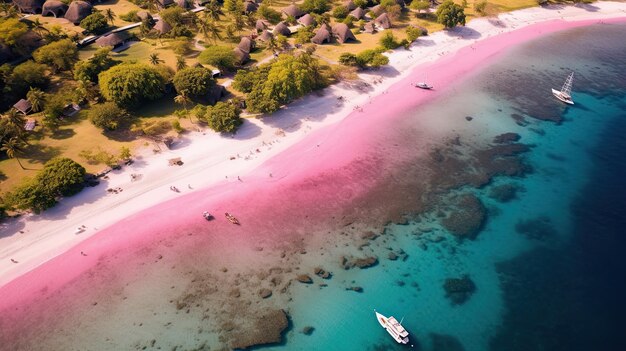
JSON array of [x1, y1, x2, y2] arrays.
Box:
[[431, 332, 467, 351], [314, 267, 332, 279], [493, 132, 521, 144], [296, 274, 313, 283], [441, 194, 487, 240], [229, 309, 289, 350], [340, 255, 379, 269], [515, 216, 554, 240], [443, 275, 476, 305], [488, 183, 519, 203]]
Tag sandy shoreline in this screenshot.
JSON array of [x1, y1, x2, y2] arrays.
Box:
[[2, 1, 626, 291]]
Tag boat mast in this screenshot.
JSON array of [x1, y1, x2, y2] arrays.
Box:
[[562, 72, 574, 96]]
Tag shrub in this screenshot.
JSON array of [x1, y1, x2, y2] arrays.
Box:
[[32, 39, 78, 72], [199, 46, 237, 71], [356, 49, 389, 68], [74, 48, 120, 83], [339, 53, 358, 66], [88, 102, 130, 130], [474, 1, 488, 15], [80, 12, 108, 34], [98, 63, 166, 107], [258, 5, 282, 24], [379, 31, 401, 50], [203, 101, 242, 133], [120, 10, 140, 22], [406, 26, 422, 43], [436, 0, 466, 28], [173, 66, 215, 98], [333, 5, 349, 19], [302, 0, 331, 14]]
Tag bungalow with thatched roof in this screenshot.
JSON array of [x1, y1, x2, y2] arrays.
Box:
[[207, 85, 226, 105], [332, 23, 356, 43], [175, 0, 192, 9], [281, 4, 304, 18], [12, 0, 45, 14], [255, 19, 270, 32], [233, 47, 250, 64], [156, 0, 174, 8], [42, 0, 67, 17], [374, 13, 392, 29], [344, 0, 356, 11], [64, 1, 92, 25], [153, 19, 172, 34], [244, 0, 258, 13], [95, 32, 130, 49], [258, 30, 273, 42], [297, 13, 316, 27], [24, 118, 37, 131], [136, 10, 153, 21], [363, 22, 376, 34], [273, 22, 291, 36], [237, 37, 255, 54], [13, 99, 32, 115], [349, 7, 365, 20], [369, 4, 383, 16], [311, 27, 331, 45]]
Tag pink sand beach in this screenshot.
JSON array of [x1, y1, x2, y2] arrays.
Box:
[[2, 3, 626, 349]]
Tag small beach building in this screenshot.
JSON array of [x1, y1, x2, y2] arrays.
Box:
[[349, 7, 365, 20], [62, 103, 81, 117], [24, 118, 37, 131], [273, 22, 291, 36], [41, 0, 67, 17], [233, 47, 250, 65], [64, 1, 93, 25], [344, 0, 357, 11], [369, 4, 383, 17], [297, 13, 316, 27], [13, 99, 32, 115], [374, 13, 392, 30], [258, 30, 273, 42], [311, 27, 331, 45], [244, 0, 258, 13], [175, 0, 192, 9], [281, 4, 304, 18], [95, 32, 130, 49], [156, 0, 174, 8], [332, 23, 356, 43], [136, 10, 153, 21], [237, 36, 255, 54], [153, 20, 172, 35], [12, 0, 45, 14], [256, 19, 270, 32], [363, 22, 376, 34]]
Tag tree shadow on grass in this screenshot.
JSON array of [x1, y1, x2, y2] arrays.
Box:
[[445, 26, 481, 40], [50, 128, 76, 140], [23, 144, 62, 167]]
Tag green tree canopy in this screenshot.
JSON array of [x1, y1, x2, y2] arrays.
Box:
[[356, 49, 389, 68], [257, 5, 282, 24], [160, 6, 185, 26], [32, 39, 78, 72], [198, 45, 237, 71], [74, 48, 120, 83], [202, 101, 242, 133], [0, 18, 28, 47], [301, 0, 331, 14], [98, 63, 166, 107], [89, 102, 130, 130], [173, 66, 215, 98], [436, 0, 466, 28], [80, 12, 109, 34]]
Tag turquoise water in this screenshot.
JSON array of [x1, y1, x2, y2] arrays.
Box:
[[259, 23, 626, 351]]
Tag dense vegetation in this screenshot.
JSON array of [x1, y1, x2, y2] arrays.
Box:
[[436, 0, 467, 28], [98, 63, 166, 107], [173, 66, 216, 99]]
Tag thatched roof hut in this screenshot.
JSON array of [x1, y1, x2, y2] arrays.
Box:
[[156, 0, 174, 8], [349, 7, 365, 20], [175, 0, 191, 9], [363, 22, 376, 34], [311, 27, 331, 45], [244, 0, 258, 13], [281, 4, 304, 18], [153, 20, 172, 34], [64, 1, 92, 25], [233, 47, 250, 64], [273, 22, 291, 36], [258, 30, 273, 42], [374, 13, 392, 29], [369, 4, 383, 16], [256, 19, 270, 32], [95, 32, 130, 48], [42, 0, 67, 17], [343, 0, 356, 11], [13, 99, 32, 115], [136, 10, 153, 21], [237, 36, 255, 54], [332, 23, 356, 43], [12, 0, 45, 14], [297, 13, 316, 27]]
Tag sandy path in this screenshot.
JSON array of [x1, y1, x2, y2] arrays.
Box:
[[1, 1, 626, 288]]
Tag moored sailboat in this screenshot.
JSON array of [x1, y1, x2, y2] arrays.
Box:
[[552, 72, 574, 105]]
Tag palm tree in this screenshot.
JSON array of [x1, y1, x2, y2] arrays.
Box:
[[149, 53, 164, 65], [26, 88, 46, 113], [3, 109, 25, 132], [176, 56, 187, 71], [1, 136, 26, 170], [203, 0, 223, 21], [174, 94, 191, 111], [31, 18, 48, 36], [105, 9, 116, 25], [266, 37, 278, 54], [146, 0, 157, 13]]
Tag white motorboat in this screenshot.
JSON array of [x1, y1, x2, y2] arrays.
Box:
[[552, 72, 574, 105], [415, 82, 433, 90], [375, 310, 410, 345]]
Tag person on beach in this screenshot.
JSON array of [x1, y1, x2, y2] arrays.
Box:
[[10, 258, 18, 263], [80, 251, 87, 256]]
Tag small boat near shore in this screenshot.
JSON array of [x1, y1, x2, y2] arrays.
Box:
[[415, 75, 433, 90], [375, 310, 411, 345], [552, 72, 574, 105], [225, 212, 240, 225], [202, 211, 213, 221]]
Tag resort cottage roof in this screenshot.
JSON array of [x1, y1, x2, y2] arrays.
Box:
[[256, 19, 270, 31], [237, 36, 255, 54], [136, 10, 153, 21], [374, 13, 392, 29], [175, 0, 192, 8], [153, 19, 172, 34], [258, 30, 273, 42], [13, 99, 32, 115], [244, 0, 258, 13], [297, 13, 316, 27], [156, 0, 174, 8], [273, 22, 291, 36], [12, 0, 45, 14], [369, 5, 383, 16], [24, 118, 37, 131], [344, 0, 357, 11], [42, 0, 67, 17], [233, 47, 250, 64], [349, 7, 365, 20], [64, 1, 93, 25], [95, 32, 130, 48], [363, 22, 376, 34], [311, 27, 331, 45], [332, 23, 356, 43], [281, 4, 304, 18]]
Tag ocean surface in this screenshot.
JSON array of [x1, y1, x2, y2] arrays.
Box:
[[2, 23, 626, 351]]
